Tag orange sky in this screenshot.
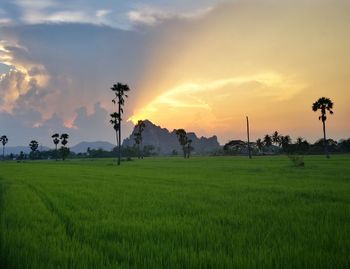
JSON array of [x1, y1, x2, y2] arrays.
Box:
[[129, 1, 350, 143]]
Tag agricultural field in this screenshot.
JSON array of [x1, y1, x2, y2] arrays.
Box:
[[0, 156, 349, 269]]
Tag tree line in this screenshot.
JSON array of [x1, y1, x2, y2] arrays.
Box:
[[0, 83, 345, 163]]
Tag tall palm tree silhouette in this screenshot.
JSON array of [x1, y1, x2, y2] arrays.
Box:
[[29, 140, 39, 159], [312, 97, 334, 158], [134, 120, 146, 159], [272, 131, 281, 147], [60, 134, 69, 146], [110, 83, 130, 166], [263, 134, 272, 147], [60, 133, 69, 160], [281, 135, 291, 151], [176, 129, 189, 158], [52, 133, 60, 161], [0, 135, 8, 160]]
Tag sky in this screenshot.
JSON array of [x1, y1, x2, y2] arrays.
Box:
[[0, 0, 349, 147]]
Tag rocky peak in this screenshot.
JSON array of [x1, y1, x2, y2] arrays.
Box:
[[123, 120, 220, 155]]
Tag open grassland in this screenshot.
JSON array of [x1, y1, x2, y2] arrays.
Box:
[[0, 156, 349, 269]]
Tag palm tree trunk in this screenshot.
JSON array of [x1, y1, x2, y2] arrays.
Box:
[[118, 101, 121, 166], [2, 145, 4, 161], [115, 130, 119, 165], [322, 120, 329, 158], [55, 144, 58, 161], [140, 140, 143, 159]]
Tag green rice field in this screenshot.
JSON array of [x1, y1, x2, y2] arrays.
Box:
[[0, 156, 349, 268]]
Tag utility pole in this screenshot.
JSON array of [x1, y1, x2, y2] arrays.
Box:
[[246, 116, 252, 159]]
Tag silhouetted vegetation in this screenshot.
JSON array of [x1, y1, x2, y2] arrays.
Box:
[[288, 155, 305, 167], [0, 135, 8, 160], [110, 83, 130, 166], [223, 136, 350, 156], [51, 133, 60, 160], [175, 129, 193, 158], [29, 140, 39, 160], [134, 120, 146, 159], [59, 133, 70, 161], [312, 97, 334, 158]]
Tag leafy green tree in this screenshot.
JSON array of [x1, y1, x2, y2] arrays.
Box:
[[110, 83, 130, 166], [29, 140, 39, 160], [52, 133, 60, 160], [312, 97, 334, 158], [60, 133, 69, 160], [134, 120, 146, 159], [0, 135, 8, 160]]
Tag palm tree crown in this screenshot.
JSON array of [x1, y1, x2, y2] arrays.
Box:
[[60, 134, 69, 146], [1, 135, 8, 146], [263, 134, 272, 147], [29, 140, 39, 152], [272, 131, 281, 146], [312, 97, 334, 158], [312, 97, 334, 122], [1, 135, 8, 160], [52, 133, 60, 145]]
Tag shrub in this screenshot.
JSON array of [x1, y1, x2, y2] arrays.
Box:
[[288, 155, 305, 167]]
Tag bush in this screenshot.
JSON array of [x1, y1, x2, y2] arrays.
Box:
[[288, 155, 305, 167]]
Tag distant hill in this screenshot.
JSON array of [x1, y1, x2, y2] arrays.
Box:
[[123, 120, 220, 155], [5, 146, 50, 155], [70, 141, 115, 153]]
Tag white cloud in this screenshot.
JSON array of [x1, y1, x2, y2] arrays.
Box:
[[96, 9, 111, 18], [128, 8, 166, 25], [127, 5, 213, 26], [0, 18, 12, 26]]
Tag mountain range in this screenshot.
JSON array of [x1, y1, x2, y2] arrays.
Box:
[[123, 120, 220, 155]]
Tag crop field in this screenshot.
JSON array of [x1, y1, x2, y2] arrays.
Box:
[[0, 156, 349, 269]]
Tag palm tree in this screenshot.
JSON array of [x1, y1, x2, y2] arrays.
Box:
[[60, 133, 69, 146], [263, 134, 272, 147], [29, 140, 39, 160], [256, 138, 264, 153], [134, 120, 146, 159], [52, 133, 60, 160], [272, 131, 281, 147], [281, 135, 291, 152], [312, 97, 334, 158], [110, 83, 130, 165], [186, 139, 193, 158], [296, 137, 303, 145], [1, 135, 8, 160], [60, 133, 69, 160], [175, 129, 189, 158]]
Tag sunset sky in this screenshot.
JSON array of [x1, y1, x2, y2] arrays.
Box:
[[0, 0, 349, 146]]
